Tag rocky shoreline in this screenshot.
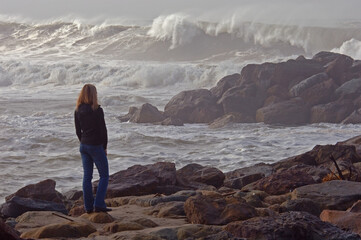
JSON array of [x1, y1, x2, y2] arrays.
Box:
[[119, 51, 361, 127], [2, 134, 361, 239]]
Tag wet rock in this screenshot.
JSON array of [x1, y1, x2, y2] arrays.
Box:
[[1, 196, 68, 218], [292, 180, 361, 210], [320, 210, 361, 236], [0, 218, 20, 240], [336, 78, 361, 97], [176, 163, 225, 189], [99, 162, 177, 198], [20, 221, 96, 239], [118, 106, 138, 122], [184, 194, 257, 225], [312, 51, 349, 66], [243, 168, 316, 195], [129, 103, 165, 123], [325, 55, 354, 85], [209, 112, 251, 129], [161, 116, 184, 126], [289, 72, 329, 97], [164, 89, 223, 123], [310, 99, 355, 123], [280, 198, 321, 216], [225, 211, 361, 240], [342, 109, 361, 124], [81, 212, 114, 223], [210, 73, 241, 99], [256, 97, 310, 124]]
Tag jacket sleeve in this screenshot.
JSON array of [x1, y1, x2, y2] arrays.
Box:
[[74, 111, 82, 141], [98, 107, 108, 150]]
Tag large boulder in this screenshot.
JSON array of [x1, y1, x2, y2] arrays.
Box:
[[129, 103, 165, 123], [164, 89, 223, 123], [256, 98, 310, 124], [225, 211, 361, 240], [184, 194, 257, 225], [0, 218, 20, 240], [176, 163, 225, 189], [342, 109, 361, 124], [98, 162, 177, 198], [292, 180, 361, 210], [325, 55, 354, 85], [335, 78, 361, 97], [320, 210, 361, 236], [310, 99, 355, 123], [210, 73, 241, 99]]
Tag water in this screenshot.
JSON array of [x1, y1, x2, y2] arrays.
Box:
[[1, 4, 361, 202]]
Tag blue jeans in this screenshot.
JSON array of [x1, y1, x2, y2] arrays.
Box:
[[80, 144, 109, 211]]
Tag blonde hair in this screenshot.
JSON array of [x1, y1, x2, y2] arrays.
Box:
[[76, 84, 99, 111]]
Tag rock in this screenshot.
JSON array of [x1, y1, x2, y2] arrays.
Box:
[[68, 205, 85, 217], [161, 116, 184, 126], [292, 180, 361, 210], [210, 73, 241, 99], [81, 212, 114, 223], [310, 99, 355, 123], [224, 173, 264, 189], [63, 189, 83, 201], [15, 211, 69, 232], [20, 221, 96, 239], [118, 106, 138, 122], [320, 210, 361, 236], [150, 227, 178, 240], [217, 84, 261, 119], [243, 168, 316, 195], [280, 198, 321, 216], [338, 135, 361, 157], [348, 200, 361, 213], [133, 218, 158, 228], [103, 221, 144, 233], [225, 211, 361, 240], [146, 202, 185, 218], [176, 224, 227, 240], [336, 78, 361, 97], [256, 98, 310, 124], [5, 179, 63, 203], [209, 112, 251, 129], [263, 193, 291, 205], [312, 51, 350, 66], [135, 194, 192, 207], [342, 109, 361, 124], [99, 162, 177, 198], [1, 196, 68, 218], [325, 55, 354, 85], [164, 89, 223, 123], [129, 103, 164, 123], [184, 194, 257, 225], [289, 72, 328, 97], [176, 163, 225, 189], [0, 218, 20, 240]]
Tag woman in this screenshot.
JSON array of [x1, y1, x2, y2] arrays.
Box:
[[74, 84, 111, 213]]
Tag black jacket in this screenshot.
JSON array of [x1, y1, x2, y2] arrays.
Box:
[[74, 104, 108, 150]]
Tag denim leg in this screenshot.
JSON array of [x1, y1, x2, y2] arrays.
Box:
[[80, 144, 94, 211], [92, 146, 109, 209]]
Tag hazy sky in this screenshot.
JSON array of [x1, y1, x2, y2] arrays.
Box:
[[1, 0, 361, 24]]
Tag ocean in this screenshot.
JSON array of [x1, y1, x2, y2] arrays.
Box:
[[1, 5, 361, 202]]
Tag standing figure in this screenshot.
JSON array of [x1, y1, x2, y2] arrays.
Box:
[[74, 84, 111, 213]]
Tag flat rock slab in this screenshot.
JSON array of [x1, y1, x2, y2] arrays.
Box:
[[292, 180, 361, 210]]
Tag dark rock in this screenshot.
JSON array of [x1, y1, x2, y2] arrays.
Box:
[[210, 73, 241, 99], [292, 180, 361, 210], [0, 218, 20, 240], [176, 163, 225, 189], [312, 51, 351, 66], [224, 173, 264, 189], [289, 72, 329, 97], [325, 55, 354, 85], [161, 116, 183, 126], [243, 168, 316, 195], [336, 78, 361, 97], [0, 196, 68, 218], [184, 194, 257, 225], [209, 112, 251, 129], [99, 162, 177, 198], [63, 189, 83, 201], [146, 201, 185, 218], [338, 135, 361, 157], [280, 198, 322, 216], [129, 103, 164, 123], [342, 109, 361, 124], [310, 98, 354, 123], [320, 210, 361, 236], [225, 211, 361, 240], [164, 89, 223, 123], [5, 179, 63, 203], [256, 98, 309, 124], [118, 106, 138, 122]]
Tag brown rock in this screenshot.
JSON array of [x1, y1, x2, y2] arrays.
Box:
[[118, 106, 138, 122], [81, 212, 114, 223], [69, 205, 85, 217], [225, 211, 361, 240], [342, 109, 361, 124], [184, 194, 257, 225], [325, 55, 354, 85], [320, 210, 361, 236], [280, 198, 321, 216], [256, 98, 310, 124], [209, 112, 252, 128], [132, 218, 158, 228], [0, 218, 20, 240], [129, 103, 164, 123], [310, 99, 355, 123], [176, 163, 225, 189], [164, 89, 223, 123], [348, 200, 361, 213], [244, 168, 316, 195], [161, 116, 183, 126], [210, 73, 241, 99], [20, 221, 96, 239], [103, 221, 144, 233], [263, 193, 291, 205], [312, 51, 350, 66]]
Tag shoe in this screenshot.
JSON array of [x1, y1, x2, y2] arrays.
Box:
[[94, 207, 112, 212]]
